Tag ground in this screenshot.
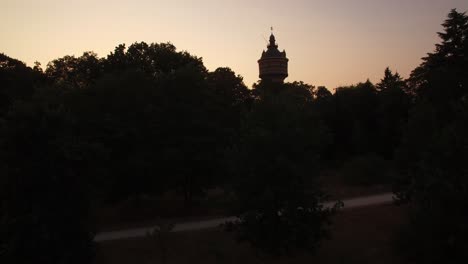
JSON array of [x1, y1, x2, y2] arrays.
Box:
[[95, 204, 408, 264], [95, 166, 393, 231]]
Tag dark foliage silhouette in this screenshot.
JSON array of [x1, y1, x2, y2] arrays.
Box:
[[1, 8, 467, 263], [225, 81, 340, 256], [394, 9, 468, 263], [0, 101, 95, 264], [0, 53, 44, 116]]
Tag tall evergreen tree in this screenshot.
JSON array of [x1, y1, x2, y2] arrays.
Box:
[[376, 67, 410, 158], [395, 9, 468, 263], [408, 9, 468, 109]]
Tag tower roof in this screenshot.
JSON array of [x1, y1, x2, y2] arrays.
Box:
[[261, 33, 287, 59]]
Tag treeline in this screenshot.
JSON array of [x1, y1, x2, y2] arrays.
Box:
[[1, 8, 467, 264]]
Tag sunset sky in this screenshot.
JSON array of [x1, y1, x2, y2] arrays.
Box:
[[2, 0, 468, 89]]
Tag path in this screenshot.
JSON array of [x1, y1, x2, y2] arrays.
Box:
[[95, 192, 394, 242]]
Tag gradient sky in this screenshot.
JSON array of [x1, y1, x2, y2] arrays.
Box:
[[2, 0, 468, 89]]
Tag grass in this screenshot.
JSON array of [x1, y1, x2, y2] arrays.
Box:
[[95, 204, 408, 264]]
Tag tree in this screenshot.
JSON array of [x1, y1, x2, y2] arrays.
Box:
[[104, 42, 206, 78], [394, 9, 468, 263], [331, 80, 379, 157], [376, 67, 410, 158], [377, 67, 403, 92], [0, 101, 95, 264], [67, 69, 162, 201], [207, 67, 251, 110], [314, 86, 332, 100], [407, 9, 468, 109], [395, 101, 468, 263], [396, 8, 468, 202], [156, 62, 217, 207], [63, 44, 250, 207], [226, 81, 339, 256], [0, 53, 43, 115], [205, 67, 251, 185], [45, 52, 103, 89]]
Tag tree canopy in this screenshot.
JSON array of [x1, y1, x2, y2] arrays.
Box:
[[394, 9, 468, 263], [1, 8, 468, 264]]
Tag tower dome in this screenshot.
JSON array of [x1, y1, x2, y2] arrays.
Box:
[[258, 33, 289, 83]]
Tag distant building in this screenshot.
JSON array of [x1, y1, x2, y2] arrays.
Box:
[[258, 33, 289, 83]]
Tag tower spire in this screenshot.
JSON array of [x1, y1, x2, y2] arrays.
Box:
[[268, 27, 278, 49]]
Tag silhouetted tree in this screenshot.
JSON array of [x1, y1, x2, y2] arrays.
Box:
[[60, 44, 249, 207], [376, 67, 404, 92], [408, 9, 468, 111], [104, 42, 206, 78], [311, 86, 336, 161], [0, 53, 43, 115], [46, 52, 103, 89], [376, 67, 410, 158], [0, 101, 95, 264], [226, 81, 338, 256], [331, 80, 378, 157], [206, 67, 251, 184], [314, 86, 332, 100], [66, 69, 161, 201], [394, 9, 468, 263]]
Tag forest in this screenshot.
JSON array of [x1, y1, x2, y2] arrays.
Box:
[[1, 9, 467, 264]]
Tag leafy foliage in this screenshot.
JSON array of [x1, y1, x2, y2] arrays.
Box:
[[2, 9, 467, 262], [0, 42, 251, 263], [226, 81, 340, 256], [0, 53, 44, 115], [394, 9, 468, 263], [0, 102, 95, 264]]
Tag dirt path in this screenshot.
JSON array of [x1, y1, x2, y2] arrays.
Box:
[[95, 192, 394, 242]]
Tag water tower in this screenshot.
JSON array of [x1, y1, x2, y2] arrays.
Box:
[[258, 33, 289, 83]]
